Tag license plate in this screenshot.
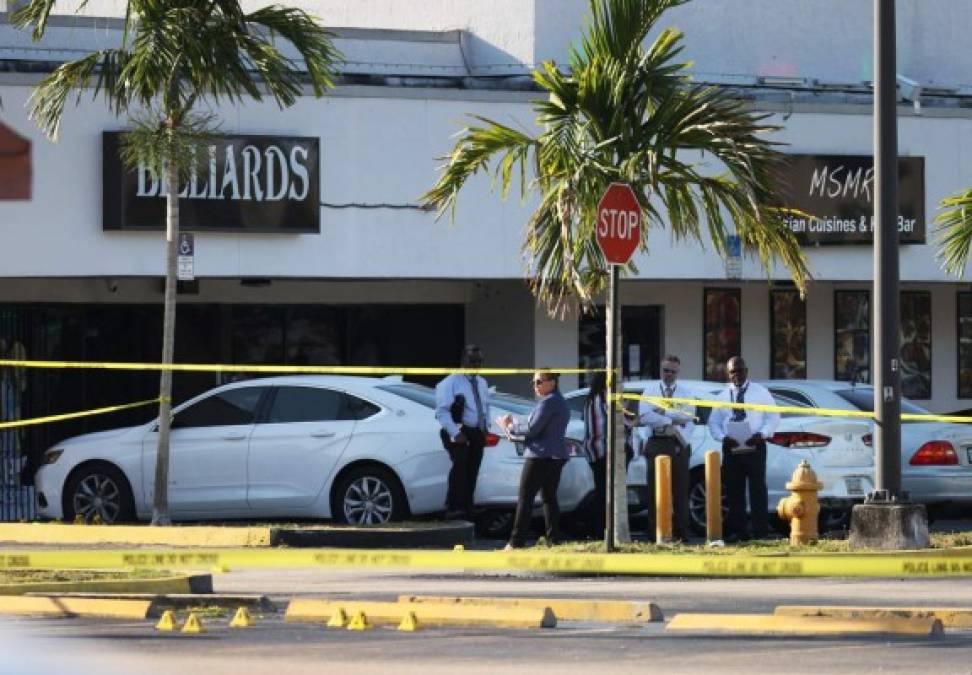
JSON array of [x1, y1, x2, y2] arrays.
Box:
[[845, 477, 864, 496]]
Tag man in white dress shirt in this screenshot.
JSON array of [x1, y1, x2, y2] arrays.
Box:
[[707, 356, 780, 542], [638, 354, 695, 541], [435, 344, 491, 520]]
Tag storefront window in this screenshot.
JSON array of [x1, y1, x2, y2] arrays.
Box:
[[578, 306, 662, 387], [958, 293, 972, 399], [704, 289, 741, 382], [770, 289, 807, 379], [900, 291, 931, 399], [834, 290, 870, 383]]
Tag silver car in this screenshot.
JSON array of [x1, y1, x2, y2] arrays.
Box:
[[761, 380, 972, 511]]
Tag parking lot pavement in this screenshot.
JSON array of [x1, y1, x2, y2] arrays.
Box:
[[8, 608, 972, 674]]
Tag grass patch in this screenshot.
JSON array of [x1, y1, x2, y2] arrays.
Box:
[[545, 531, 972, 555], [0, 569, 171, 584]]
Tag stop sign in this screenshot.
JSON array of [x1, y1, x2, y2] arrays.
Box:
[[596, 182, 641, 264]]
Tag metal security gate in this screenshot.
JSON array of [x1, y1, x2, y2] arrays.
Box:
[[0, 308, 34, 520]]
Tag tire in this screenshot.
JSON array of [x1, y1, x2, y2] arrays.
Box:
[[332, 465, 408, 525], [688, 470, 727, 536], [63, 463, 135, 524]]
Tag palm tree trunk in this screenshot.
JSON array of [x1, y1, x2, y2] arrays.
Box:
[[151, 158, 179, 526], [605, 267, 631, 546]]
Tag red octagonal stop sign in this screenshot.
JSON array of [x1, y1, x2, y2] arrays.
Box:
[[596, 182, 641, 264]]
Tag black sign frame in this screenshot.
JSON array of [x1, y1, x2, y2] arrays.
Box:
[[780, 153, 925, 246], [103, 132, 320, 233]]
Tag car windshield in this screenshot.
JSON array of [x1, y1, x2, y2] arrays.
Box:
[[376, 383, 436, 408], [834, 388, 930, 415]]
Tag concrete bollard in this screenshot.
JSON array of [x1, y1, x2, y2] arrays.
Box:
[[704, 450, 722, 543], [655, 454, 673, 543]]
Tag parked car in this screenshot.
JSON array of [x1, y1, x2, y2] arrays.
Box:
[[761, 380, 972, 511], [565, 379, 874, 533], [33, 376, 594, 526]]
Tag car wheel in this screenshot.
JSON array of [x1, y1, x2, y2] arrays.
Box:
[[688, 470, 727, 536], [64, 464, 135, 524], [333, 466, 407, 525], [475, 510, 514, 539]]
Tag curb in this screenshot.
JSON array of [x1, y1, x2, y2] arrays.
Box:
[[0, 573, 211, 596], [269, 520, 475, 549], [775, 605, 972, 628], [286, 598, 556, 628], [666, 613, 944, 636], [26, 592, 276, 617], [0, 596, 154, 619], [399, 595, 663, 623], [0, 523, 271, 547]]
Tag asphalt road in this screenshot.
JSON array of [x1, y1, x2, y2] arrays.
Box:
[[6, 567, 972, 675]]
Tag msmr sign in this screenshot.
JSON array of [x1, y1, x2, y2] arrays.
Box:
[[780, 154, 925, 245], [103, 132, 319, 233]]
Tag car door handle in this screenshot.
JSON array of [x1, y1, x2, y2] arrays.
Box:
[[311, 430, 337, 438], [223, 433, 248, 441]]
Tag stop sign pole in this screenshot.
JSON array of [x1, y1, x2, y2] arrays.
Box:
[[596, 183, 641, 551]]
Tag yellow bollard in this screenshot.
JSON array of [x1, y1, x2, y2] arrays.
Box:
[[655, 454, 673, 543], [704, 450, 722, 543]]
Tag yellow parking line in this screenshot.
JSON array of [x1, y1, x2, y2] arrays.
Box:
[[665, 612, 943, 636], [285, 599, 557, 628], [774, 605, 972, 628], [398, 595, 662, 623]]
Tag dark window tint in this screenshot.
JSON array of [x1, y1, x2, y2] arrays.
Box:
[[834, 388, 929, 415], [267, 386, 380, 423], [173, 387, 263, 428], [768, 389, 815, 419]]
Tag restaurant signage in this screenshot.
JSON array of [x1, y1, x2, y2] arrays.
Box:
[[103, 132, 320, 233], [780, 154, 925, 245]]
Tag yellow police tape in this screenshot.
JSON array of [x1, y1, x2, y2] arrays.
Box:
[[0, 547, 969, 577], [0, 359, 590, 377], [620, 393, 972, 425], [0, 398, 163, 430]]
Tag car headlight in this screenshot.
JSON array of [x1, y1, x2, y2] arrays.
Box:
[[41, 449, 64, 465]]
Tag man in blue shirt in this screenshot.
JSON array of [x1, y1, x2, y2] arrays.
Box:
[[435, 344, 491, 520], [497, 370, 570, 549]]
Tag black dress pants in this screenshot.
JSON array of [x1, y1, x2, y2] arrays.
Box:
[[509, 457, 566, 546], [644, 437, 691, 540], [440, 427, 485, 514], [723, 441, 768, 538]]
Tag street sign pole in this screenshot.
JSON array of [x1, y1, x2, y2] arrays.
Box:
[[604, 263, 619, 551], [595, 183, 640, 550]]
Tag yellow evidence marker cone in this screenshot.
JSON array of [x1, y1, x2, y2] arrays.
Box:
[[230, 607, 255, 628], [326, 608, 349, 628], [398, 611, 420, 632], [155, 610, 181, 632], [181, 612, 205, 634], [346, 611, 372, 631]]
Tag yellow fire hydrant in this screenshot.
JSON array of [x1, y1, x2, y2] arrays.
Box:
[[776, 460, 823, 546]]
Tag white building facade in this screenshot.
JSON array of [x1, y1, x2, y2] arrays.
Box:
[[1, 0, 972, 490]]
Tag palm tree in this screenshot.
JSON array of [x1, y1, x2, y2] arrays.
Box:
[[935, 190, 972, 276], [14, 0, 340, 525], [422, 0, 809, 544]]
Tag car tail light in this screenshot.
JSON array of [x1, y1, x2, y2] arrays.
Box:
[[863, 433, 872, 447], [768, 431, 831, 448], [909, 441, 958, 466], [485, 432, 500, 447]]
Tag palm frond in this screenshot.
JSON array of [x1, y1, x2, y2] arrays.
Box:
[[935, 189, 972, 277]]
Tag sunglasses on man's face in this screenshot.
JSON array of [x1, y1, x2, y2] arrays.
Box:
[[662, 368, 678, 375], [727, 369, 745, 375]]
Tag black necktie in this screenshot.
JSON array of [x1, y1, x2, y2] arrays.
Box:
[[468, 376, 486, 431], [731, 385, 747, 422], [664, 385, 674, 399]]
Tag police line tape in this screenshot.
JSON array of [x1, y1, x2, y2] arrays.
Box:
[[0, 547, 970, 577], [0, 359, 591, 377], [0, 398, 163, 431], [619, 393, 972, 425]]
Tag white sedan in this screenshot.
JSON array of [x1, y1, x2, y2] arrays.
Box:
[[33, 376, 594, 526], [565, 379, 875, 533]]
